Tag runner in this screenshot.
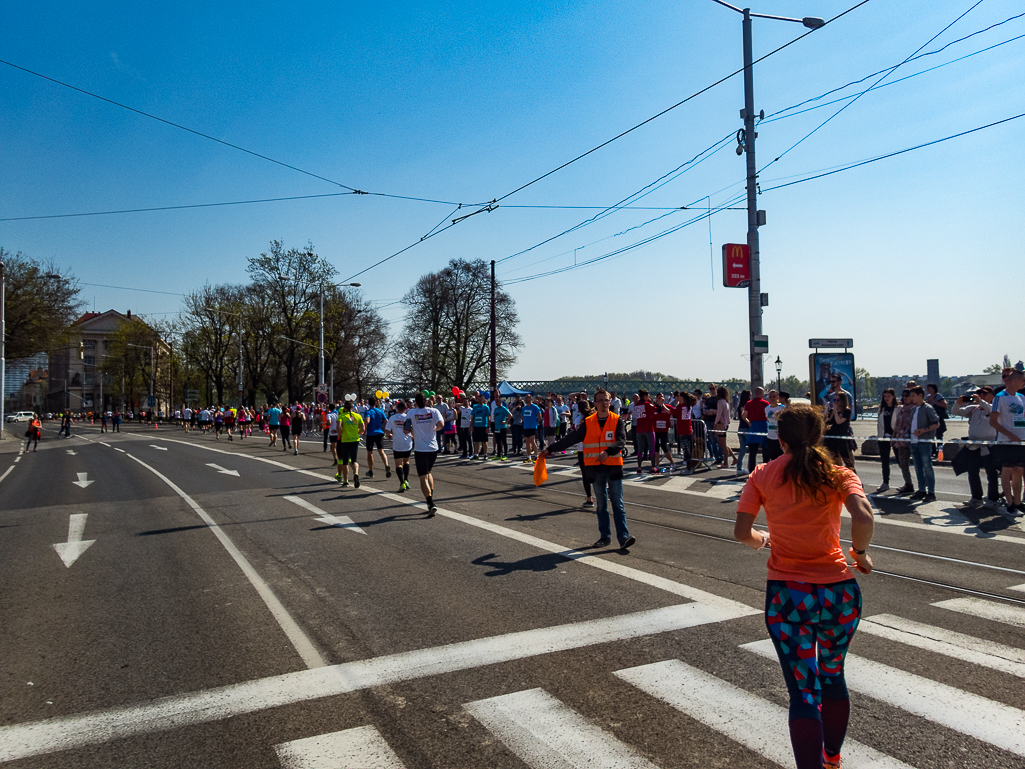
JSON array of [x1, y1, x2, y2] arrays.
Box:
[[362, 396, 391, 479], [213, 408, 224, 440], [457, 395, 472, 458], [267, 402, 281, 447], [734, 404, 874, 769], [336, 398, 365, 487], [763, 389, 786, 462], [471, 392, 491, 460], [224, 406, 235, 441], [326, 401, 340, 467], [673, 392, 694, 474], [385, 399, 413, 491], [492, 394, 511, 461], [520, 393, 542, 463], [651, 393, 675, 473], [404, 393, 445, 516], [26, 414, 42, 452], [291, 404, 305, 455], [631, 390, 656, 473]]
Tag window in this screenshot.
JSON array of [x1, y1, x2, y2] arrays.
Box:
[[84, 356, 96, 366], [103, 340, 111, 350], [83, 339, 97, 350]]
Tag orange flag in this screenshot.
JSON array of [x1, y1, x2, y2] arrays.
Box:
[[533, 454, 549, 486]]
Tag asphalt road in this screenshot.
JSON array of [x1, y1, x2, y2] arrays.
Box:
[[0, 423, 1023, 768]]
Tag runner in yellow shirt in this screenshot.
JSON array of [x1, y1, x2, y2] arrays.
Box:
[[336, 399, 366, 487]]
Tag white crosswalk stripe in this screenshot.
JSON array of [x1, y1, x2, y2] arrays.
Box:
[[742, 639, 1025, 757], [1010, 583, 1025, 593], [615, 659, 913, 768], [275, 726, 405, 768], [465, 688, 659, 769], [859, 614, 1025, 678], [932, 597, 1025, 628]]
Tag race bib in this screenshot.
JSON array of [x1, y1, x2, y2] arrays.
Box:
[[605, 430, 614, 441]]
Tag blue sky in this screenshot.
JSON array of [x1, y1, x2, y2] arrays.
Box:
[[2, 1, 1022, 383]]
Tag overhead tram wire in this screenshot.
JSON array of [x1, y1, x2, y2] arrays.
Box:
[[336, 0, 874, 284], [757, 0, 989, 177], [0, 58, 480, 209], [504, 112, 1025, 286]]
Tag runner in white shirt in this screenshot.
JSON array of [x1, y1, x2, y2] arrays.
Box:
[[182, 407, 192, 432], [326, 403, 340, 467], [990, 368, 1025, 516], [385, 400, 414, 492], [404, 393, 445, 517]]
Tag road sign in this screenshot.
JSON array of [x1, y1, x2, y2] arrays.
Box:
[[316, 392, 329, 404], [809, 338, 853, 349], [186, 389, 200, 400], [721, 244, 750, 288], [753, 335, 769, 354], [316, 383, 328, 394], [147, 396, 156, 408]]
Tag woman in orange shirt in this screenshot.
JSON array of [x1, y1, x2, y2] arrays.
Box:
[[734, 404, 874, 769]]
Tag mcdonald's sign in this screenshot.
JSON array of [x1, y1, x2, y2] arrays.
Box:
[[721, 243, 750, 288]]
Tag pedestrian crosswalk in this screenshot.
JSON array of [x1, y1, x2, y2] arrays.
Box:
[[272, 591, 1025, 768]]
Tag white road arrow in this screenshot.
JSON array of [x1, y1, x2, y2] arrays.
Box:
[[72, 472, 94, 488], [66, 450, 77, 455], [206, 463, 240, 477], [283, 495, 366, 535], [53, 514, 95, 567], [150, 445, 168, 451]]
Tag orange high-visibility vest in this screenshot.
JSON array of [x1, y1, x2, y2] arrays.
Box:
[[581, 412, 623, 466]]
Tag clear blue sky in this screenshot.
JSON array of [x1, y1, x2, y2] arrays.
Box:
[[2, 1, 1022, 383]]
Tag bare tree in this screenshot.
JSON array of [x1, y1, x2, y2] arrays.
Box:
[[0, 248, 83, 360], [393, 259, 520, 390]]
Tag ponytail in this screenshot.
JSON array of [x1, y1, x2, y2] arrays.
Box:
[[777, 405, 843, 502]]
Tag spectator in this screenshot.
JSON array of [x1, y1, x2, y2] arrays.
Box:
[[926, 384, 948, 459], [875, 388, 899, 492], [890, 390, 915, 495], [825, 392, 855, 470], [989, 368, 1025, 517], [743, 386, 770, 473], [907, 386, 939, 501], [714, 386, 736, 469], [951, 387, 1000, 509]]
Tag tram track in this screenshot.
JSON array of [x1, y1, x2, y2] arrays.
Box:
[[434, 460, 1025, 606]]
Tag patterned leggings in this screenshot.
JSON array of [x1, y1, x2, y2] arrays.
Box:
[[765, 579, 862, 721]]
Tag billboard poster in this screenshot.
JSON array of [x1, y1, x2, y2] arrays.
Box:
[[809, 352, 857, 416]]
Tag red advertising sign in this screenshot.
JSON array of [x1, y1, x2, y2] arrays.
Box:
[[722, 243, 750, 288]]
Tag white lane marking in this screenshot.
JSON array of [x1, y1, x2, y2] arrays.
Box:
[[121, 433, 761, 618], [206, 463, 240, 476], [99, 442, 111, 447], [860, 614, 1025, 678], [390, 494, 758, 618], [0, 602, 739, 763], [275, 725, 405, 769], [844, 507, 1025, 546], [283, 495, 366, 535], [659, 475, 697, 493], [0, 466, 13, 484], [122, 453, 326, 670], [114, 448, 125, 453], [1010, 583, 1025, 593], [742, 639, 1025, 757], [150, 445, 168, 451], [932, 597, 1025, 629], [72, 472, 94, 488], [465, 688, 659, 769], [66, 449, 77, 455], [616, 659, 913, 769], [13, 457, 19, 463], [52, 514, 96, 568]]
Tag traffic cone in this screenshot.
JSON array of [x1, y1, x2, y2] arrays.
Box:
[[937, 447, 943, 462], [154, 421, 159, 430]]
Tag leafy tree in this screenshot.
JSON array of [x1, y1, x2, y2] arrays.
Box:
[[1, 248, 83, 360]]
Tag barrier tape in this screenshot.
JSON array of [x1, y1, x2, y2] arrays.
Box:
[[700, 428, 1018, 447]]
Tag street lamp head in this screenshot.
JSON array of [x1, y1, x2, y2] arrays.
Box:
[[802, 16, 826, 29], [348, 282, 361, 287], [43, 273, 62, 279]]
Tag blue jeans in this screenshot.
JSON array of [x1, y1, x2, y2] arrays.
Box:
[[910, 442, 935, 494], [592, 468, 629, 543]]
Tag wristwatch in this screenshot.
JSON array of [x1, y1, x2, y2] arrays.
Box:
[[852, 547, 867, 555]]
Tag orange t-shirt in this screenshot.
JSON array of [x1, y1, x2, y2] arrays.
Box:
[[737, 455, 865, 584]]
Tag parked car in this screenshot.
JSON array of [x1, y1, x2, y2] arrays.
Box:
[[5, 411, 34, 423]]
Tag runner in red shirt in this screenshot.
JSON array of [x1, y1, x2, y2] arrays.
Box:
[[674, 392, 694, 473], [631, 390, 657, 473], [651, 393, 676, 473]]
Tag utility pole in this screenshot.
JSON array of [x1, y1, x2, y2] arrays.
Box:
[[237, 318, 243, 405], [489, 260, 497, 396], [742, 8, 764, 390], [318, 291, 325, 388]]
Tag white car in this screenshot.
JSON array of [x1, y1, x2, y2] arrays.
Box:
[[6, 411, 34, 423]]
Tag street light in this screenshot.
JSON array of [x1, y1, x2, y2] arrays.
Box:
[[775, 355, 782, 393], [711, 1, 824, 389]]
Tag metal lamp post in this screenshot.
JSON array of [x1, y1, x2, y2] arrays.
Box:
[[711, 1, 824, 389], [775, 355, 782, 393]]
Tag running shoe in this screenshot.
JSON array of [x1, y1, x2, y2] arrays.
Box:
[[523, 458, 532, 464], [923, 492, 936, 502], [334, 472, 341, 481], [500, 456, 508, 461], [909, 490, 927, 499], [402, 480, 410, 490], [582, 499, 594, 508], [468, 455, 476, 460], [592, 537, 611, 548], [341, 480, 348, 487], [427, 505, 438, 518], [619, 536, 636, 550], [366, 471, 374, 478], [386, 467, 392, 478], [823, 751, 842, 768], [354, 475, 361, 489], [894, 484, 914, 495], [293, 448, 298, 456], [398, 483, 405, 493]]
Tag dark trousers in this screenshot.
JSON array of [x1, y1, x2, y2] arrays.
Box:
[[577, 452, 593, 497], [511, 424, 523, 454], [879, 439, 892, 484], [457, 427, 470, 456], [966, 448, 1000, 501]]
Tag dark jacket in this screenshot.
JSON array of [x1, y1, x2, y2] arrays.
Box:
[[545, 413, 627, 480]]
